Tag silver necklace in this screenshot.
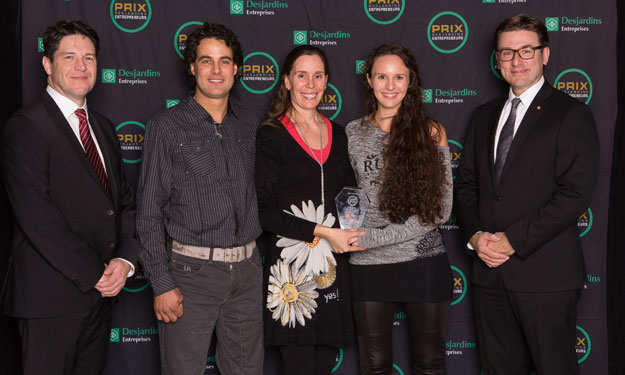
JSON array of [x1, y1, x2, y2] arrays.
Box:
[[290, 111, 325, 210]]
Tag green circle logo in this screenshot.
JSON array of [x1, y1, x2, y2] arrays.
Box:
[[578, 208, 593, 238], [174, 21, 203, 60], [490, 50, 504, 81], [239, 52, 279, 94], [116, 121, 145, 164], [392, 364, 405, 375], [554, 68, 593, 104], [110, 0, 152, 33], [450, 265, 467, 306], [576, 325, 591, 363], [318, 83, 343, 121], [448, 139, 463, 181], [330, 348, 343, 373], [364, 0, 405, 25], [427, 11, 469, 54]]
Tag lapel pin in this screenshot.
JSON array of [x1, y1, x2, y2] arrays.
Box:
[[537, 105, 542, 110]]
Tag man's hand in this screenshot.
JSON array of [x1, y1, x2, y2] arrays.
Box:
[[154, 288, 184, 323], [469, 232, 509, 268], [95, 259, 131, 297], [488, 232, 516, 257]]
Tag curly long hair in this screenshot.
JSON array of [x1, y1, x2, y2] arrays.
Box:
[[262, 45, 330, 127], [363, 43, 447, 225]]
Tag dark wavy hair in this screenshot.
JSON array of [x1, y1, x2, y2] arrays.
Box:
[[43, 20, 99, 61], [362, 43, 447, 225], [262, 45, 330, 127], [184, 23, 243, 86]]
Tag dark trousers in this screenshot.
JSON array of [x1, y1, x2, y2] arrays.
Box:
[[17, 298, 112, 375], [279, 344, 337, 375], [353, 301, 450, 375], [473, 282, 580, 375]]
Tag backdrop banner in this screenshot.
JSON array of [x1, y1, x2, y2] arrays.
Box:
[[20, 1, 615, 374]]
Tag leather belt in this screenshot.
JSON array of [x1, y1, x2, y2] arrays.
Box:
[[172, 240, 255, 263]]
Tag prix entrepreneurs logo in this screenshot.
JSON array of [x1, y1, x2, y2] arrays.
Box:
[[174, 21, 203, 59], [576, 325, 591, 363], [239, 52, 279, 94], [546, 17, 559, 31], [490, 50, 504, 81], [110, 0, 152, 33], [428, 11, 469, 54], [577, 208, 593, 238], [450, 265, 467, 306], [318, 83, 342, 120], [392, 364, 405, 375], [448, 139, 463, 180], [230, 0, 244, 14], [122, 273, 151, 293], [294, 30, 307, 45], [102, 69, 116, 84], [110, 328, 120, 342], [554, 69, 593, 104], [116, 121, 145, 164], [364, 0, 405, 25]]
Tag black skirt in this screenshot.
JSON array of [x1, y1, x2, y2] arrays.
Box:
[[350, 253, 452, 303]]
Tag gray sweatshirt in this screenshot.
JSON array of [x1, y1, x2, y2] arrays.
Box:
[[345, 117, 452, 265]]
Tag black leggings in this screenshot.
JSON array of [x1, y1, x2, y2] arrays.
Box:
[[353, 300, 450, 375], [279, 344, 337, 375]]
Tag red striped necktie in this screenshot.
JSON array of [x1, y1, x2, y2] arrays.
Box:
[[74, 108, 111, 197]]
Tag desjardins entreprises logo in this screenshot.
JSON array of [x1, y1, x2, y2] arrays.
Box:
[[546, 16, 603, 33], [421, 87, 477, 104], [110, 326, 158, 343], [101, 67, 161, 85], [230, 0, 288, 17], [293, 29, 351, 47]]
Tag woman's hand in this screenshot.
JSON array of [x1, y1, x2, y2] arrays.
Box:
[[314, 225, 365, 253]]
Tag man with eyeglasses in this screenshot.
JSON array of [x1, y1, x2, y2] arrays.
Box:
[[455, 14, 599, 375]]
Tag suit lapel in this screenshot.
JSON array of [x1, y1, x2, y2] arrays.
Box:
[[488, 98, 507, 186], [498, 83, 553, 182], [41, 93, 112, 198]]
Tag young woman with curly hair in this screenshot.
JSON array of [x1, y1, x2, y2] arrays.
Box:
[[345, 43, 453, 375]]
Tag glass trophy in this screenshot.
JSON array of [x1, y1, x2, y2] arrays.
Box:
[[335, 187, 369, 229]]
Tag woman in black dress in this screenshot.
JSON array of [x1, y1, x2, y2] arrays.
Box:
[[255, 45, 364, 374]]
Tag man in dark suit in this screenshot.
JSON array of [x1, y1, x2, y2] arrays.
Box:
[[1, 20, 138, 375], [455, 14, 599, 375]]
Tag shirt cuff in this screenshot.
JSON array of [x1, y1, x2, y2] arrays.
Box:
[[466, 231, 482, 250], [114, 257, 135, 277]]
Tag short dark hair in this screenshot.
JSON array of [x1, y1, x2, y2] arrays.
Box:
[[43, 20, 99, 61], [494, 14, 549, 49], [183, 23, 243, 86]]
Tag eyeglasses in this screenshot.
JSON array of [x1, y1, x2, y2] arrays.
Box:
[[497, 46, 544, 62]]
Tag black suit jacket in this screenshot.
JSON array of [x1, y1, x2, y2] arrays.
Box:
[[455, 82, 599, 292], [1, 92, 138, 318]]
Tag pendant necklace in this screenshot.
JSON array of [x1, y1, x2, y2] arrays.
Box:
[[291, 111, 325, 210]]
